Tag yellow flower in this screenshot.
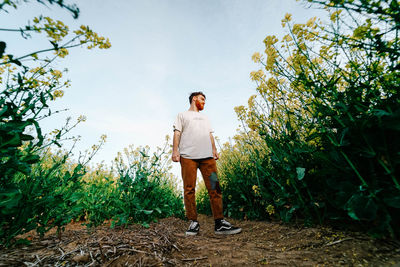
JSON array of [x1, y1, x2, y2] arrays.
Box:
[[281, 13, 292, 27], [55, 48, 69, 58], [306, 17, 317, 28], [266, 204, 275, 215], [251, 52, 262, 63], [252, 185, 260, 196], [77, 115, 87, 122], [330, 10, 342, 22], [264, 35, 278, 47], [250, 69, 264, 81], [292, 23, 303, 35], [234, 105, 247, 121], [282, 34, 293, 43], [265, 47, 278, 70], [257, 83, 267, 95], [52, 90, 64, 99], [248, 95, 257, 109], [50, 69, 63, 78]]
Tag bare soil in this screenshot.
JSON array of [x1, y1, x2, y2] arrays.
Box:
[[1, 214, 400, 266]]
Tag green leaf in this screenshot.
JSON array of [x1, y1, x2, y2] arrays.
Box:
[[347, 210, 359, 220], [141, 209, 153, 215], [22, 154, 40, 164], [39, 92, 48, 108], [11, 59, 22, 66], [0, 104, 8, 117], [296, 167, 306, 180], [14, 238, 31, 246], [50, 41, 58, 49], [0, 189, 22, 213], [69, 192, 82, 203], [139, 151, 149, 158], [2, 134, 21, 147], [20, 133, 34, 141], [383, 195, 400, 208], [373, 109, 391, 117], [54, 140, 62, 147], [0, 41, 5, 57], [345, 194, 378, 221], [17, 73, 23, 85], [28, 119, 43, 147]]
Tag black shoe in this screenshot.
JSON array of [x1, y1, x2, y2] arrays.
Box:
[[185, 220, 200, 236], [215, 219, 242, 235]]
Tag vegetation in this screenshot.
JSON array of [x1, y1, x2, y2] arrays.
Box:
[[0, 1, 183, 246], [1, 0, 399, 248], [80, 144, 184, 229], [197, 0, 400, 238]]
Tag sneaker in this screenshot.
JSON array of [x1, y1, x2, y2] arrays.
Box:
[[185, 220, 200, 236], [215, 219, 242, 235]]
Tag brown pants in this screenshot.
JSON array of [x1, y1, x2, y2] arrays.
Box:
[[180, 157, 223, 221]]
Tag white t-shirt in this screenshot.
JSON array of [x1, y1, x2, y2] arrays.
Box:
[[173, 111, 214, 159]]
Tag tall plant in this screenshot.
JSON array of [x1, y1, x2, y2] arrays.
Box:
[[0, 0, 111, 245], [233, 0, 399, 237]]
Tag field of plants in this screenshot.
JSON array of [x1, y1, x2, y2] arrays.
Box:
[[1, 0, 399, 262], [0, 0, 185, 247], [197, 0, 400, 239]]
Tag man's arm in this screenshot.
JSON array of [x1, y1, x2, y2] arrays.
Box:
[[210, 133, 219, 160], [172, 130, 181, 162]]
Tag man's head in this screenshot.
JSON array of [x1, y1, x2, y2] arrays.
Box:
[[189, 91, 206, 111]]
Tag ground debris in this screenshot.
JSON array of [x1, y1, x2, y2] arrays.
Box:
[[1, 215, 399, 266]]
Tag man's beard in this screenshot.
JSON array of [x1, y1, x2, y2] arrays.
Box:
[[195, 100, 204, 110]]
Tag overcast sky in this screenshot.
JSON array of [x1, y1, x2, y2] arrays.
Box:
[[1, 0, 327, 177]]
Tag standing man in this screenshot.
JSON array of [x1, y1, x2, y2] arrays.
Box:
[[172, 92, 242, 236]]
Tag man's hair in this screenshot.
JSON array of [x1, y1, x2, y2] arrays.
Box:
[[189, 91, 206, 104]]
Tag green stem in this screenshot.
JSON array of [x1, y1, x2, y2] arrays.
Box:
[[257, 164, 284, 192], [378, 159, 400, 191], [340, 151, 368, 188]]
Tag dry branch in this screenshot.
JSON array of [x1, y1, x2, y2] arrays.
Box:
[[325, 238, 353, 247], [182, 256, 208, 261]]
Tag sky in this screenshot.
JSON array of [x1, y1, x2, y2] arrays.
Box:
[[1, 0, 328, 178]]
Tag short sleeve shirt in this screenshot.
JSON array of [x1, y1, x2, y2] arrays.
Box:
[[173, 111, 214, 159]]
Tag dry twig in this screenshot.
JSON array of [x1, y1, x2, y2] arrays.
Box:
[[325, 238, 353, 247], [182, 256, 208, 261]]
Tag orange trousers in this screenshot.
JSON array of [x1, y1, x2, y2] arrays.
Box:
[[180, 157, 223, 221]]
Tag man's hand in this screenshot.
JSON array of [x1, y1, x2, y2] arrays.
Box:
[[210, 133, 219, 160], [213, 149, 219, 160], [172, 150, 180, 162], [172, 130, 181, 162]]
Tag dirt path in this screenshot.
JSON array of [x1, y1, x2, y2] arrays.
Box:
[[1, 214, 400, 266]]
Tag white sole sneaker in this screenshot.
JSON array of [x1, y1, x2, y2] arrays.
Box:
[[215, 227, 242, 235], [185, 231, 199, 236]]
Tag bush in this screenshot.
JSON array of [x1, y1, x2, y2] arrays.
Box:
[[211, 0, 400, 238], [1, 147, 86, 245], [0, 1, 108, 246], [81, 144, 185, 228]]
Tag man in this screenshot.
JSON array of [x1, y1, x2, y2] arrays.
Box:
[[172, 91, 242, 236]]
